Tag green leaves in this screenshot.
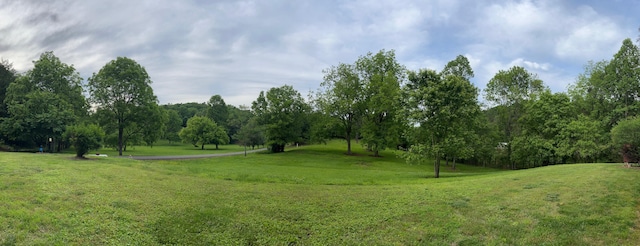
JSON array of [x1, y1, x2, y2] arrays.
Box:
[[88, 57, 158, 155], [252, 85, 310, 153], [179, 116, 228, 150], [356, 50, 405, 156], [611, 117, 640, 163], [64, 124, 105, 158], [403, 55, 481, 177], [1, 52, 83, 148]]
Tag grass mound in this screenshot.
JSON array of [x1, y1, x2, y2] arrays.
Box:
[[0, 140, 638, 245]]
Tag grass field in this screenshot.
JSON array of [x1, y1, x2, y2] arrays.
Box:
[[61, 140, 251, 156], [1, 141, 639, 245]]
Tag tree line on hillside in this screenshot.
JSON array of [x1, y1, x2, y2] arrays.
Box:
[[1, 37, 640, 177]]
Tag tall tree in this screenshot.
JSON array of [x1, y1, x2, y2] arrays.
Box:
[[404, 67, 480, 178], [515, 91, 574, 166], [0, 59, 17, 118], [558, 115, 607, 163], [252, 85, 310, 153], [88, 57, 158, 156], [484, 66, 545, 169], [356, 50, 405, 157], [206, 95, 229, 130], [441, 55, 474, 80], [226, 105, 253, 143], [2, 89, 74, 148], [604, 38, 640, 122], [164, 109, 183, 143], [568, 60, 611, 121], [1, 52, 84, 149], [315, 62, 364, 154]]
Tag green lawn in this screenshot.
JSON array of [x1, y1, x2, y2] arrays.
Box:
[[1, 140, 639, 245], [62, 140, 251, 156]]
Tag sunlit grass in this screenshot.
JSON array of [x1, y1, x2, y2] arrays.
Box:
[[1, 140, 638, 245]]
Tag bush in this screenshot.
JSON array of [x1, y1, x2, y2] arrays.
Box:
[[611, 117, 640, 163], [64, 124, 105, 158]]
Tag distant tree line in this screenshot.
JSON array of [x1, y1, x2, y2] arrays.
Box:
[[1, 36, 640, 173]]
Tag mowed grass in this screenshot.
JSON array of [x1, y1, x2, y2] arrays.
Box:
[[1, 140, 639, 245], [62, 140, 250, 156]]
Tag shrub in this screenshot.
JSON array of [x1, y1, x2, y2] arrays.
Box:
[[64, 124, 105, 158]]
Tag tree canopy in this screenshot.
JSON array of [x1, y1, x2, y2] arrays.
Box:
[[88, 57, 159, 156], [179, 116, 227, 150], [252, 85, 310, 153]]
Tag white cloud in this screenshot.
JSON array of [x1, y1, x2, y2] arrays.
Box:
[[554, 6, 625, 61], [0, 0, 637, 107]]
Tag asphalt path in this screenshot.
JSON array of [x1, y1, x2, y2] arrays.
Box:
[[121, 148, 267, 160]]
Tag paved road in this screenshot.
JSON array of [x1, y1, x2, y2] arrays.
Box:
[[122, 148, 267, 160]]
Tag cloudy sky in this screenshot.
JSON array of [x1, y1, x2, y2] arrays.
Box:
[[1, 0, 639, 106]]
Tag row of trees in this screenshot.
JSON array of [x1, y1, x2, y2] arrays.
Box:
[[0, 52, 266, 157], [312, 38, 640, 177], [1, 36, 639, 173]]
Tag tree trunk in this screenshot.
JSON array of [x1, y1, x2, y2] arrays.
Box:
[[118, 126, 124, 156], [216, 144, 219, 149], [452, 156, 456, 170], [434, 155, 440, 178], [201, 144, 204, 150], [345, 124, 351, 155], [346, 132, 352, 155], [446, 156, 449, 166]]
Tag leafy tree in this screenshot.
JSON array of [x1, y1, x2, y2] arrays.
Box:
[[604, 38, 640, 122], [88, 57, 158, 156], [611, 117, 640, 164], [234, 118, 265, 149], [568, 60, 610, 121], [226, 105, 253, 143], [210, 125, 230, 149], [0, 59, 17, 118], [179, 116, 226, 150], [163, 102, 209, 127], [484, 66, 545, 169], [64, 124, 105, 158], [404, 66, 480, 178], [206, 95, 229, 130], [469, 112, 502, 167], [1, 89, 74, 148], [515, 91, 574, 166], [252, 85, 310, 153], [164, 109, 183, 143], [356, 50, 405, 157], [315, 62, 364, 154], [141, 104, 167, 147], [558, 115, 607, 163], [1, 52, 84, 149], [441, 54, 474, 80]]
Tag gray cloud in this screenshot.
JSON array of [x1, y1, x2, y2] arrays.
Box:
[[0, 0, 638, 106]]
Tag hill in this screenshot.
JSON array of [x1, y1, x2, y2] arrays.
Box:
[[0, 141, 638, 245]]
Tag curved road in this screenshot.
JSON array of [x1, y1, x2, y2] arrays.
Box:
[[122, 148, 267, 160]]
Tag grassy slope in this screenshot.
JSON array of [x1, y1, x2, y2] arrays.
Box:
[[0, 141, 639, 245]]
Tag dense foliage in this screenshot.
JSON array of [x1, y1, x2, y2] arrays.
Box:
[[1, 36, 640, 172], [63, 124, 105, 158]]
